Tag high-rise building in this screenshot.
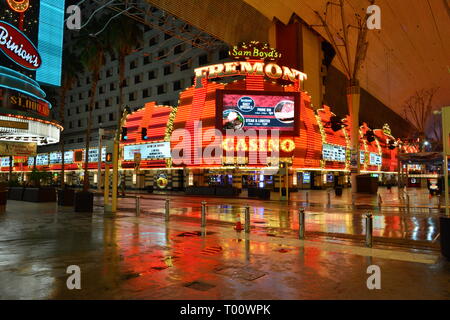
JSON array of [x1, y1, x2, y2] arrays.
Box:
[[39, 1, 229, 153]]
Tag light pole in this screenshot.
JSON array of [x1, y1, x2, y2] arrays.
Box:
[[111, 106, 130, 212], [442, 107, 450, 216], [97, 126, 104, 192]]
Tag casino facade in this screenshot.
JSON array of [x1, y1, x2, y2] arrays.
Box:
[[1, 41, 418, 196], [0, 1, 65, 168]]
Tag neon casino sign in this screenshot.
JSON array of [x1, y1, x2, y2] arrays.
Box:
[[0, 20, 41, 70], [194, 61, 307, 85], [6, 0, 31, 13]]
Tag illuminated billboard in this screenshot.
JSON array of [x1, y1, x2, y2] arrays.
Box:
[[216, 90, 300, 134], [322, 143, 346, 162], [123, 142, 171, 161]]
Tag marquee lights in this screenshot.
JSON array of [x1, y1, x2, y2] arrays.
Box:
[[6, 0, 30, 13]]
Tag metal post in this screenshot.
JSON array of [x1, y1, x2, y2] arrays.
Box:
[[438, 195, 441, 209], [406, 194, 410, 213], [352, 194, 355, 208], [305, 191, 309, 205], [378, 193, 382, 209], [365, 213, 373, 248], [298, 207, 305, 239], [97, 128, 104, 192], [201, 201, 206, 227], [245, 205, 250, 233], [327, 190, 331, 207], [165, 199, 170, 221], [135, 195, 140, 216]]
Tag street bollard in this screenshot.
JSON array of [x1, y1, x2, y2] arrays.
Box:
[[165, 199, 170, 221], [406, 194, 410, 213], [305, 191, 309, 205], [327, 190, 331, 207], [298, 207, 305, 239], [135, 196, 141, 216], [201, 201, 207, 227], [378, 194, 382, 209], [365, 213, 373, 248], [244, 206, 250, 233]]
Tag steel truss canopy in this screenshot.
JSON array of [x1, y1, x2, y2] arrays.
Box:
[[90, 0, 225, 53], [144, 0, 450, 118]]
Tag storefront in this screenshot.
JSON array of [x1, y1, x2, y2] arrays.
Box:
[[3, 42, 411, 196]]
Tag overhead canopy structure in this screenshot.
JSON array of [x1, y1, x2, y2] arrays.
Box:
[[398, 152, 443, 163], [147, 0, 450, 118]]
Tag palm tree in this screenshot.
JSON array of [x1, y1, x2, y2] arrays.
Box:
[[106, 15, 143, 194], [59, 47, 83, 188], [76, 18, 109, 192]]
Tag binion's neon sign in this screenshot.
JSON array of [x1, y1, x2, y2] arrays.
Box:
[[0, 20, 41, 70]]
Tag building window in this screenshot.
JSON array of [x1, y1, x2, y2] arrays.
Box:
[[85, 104, 89, 112], [67, 109, 71, 116], [78, 119, 82, 127], [110, 83, 116, 91], [69, 122, 73, 129], [143, 88, 151, 98], [129, 92, 136, 101], [109, 113, 114, 121], [135, 74, 142, 84], [76, 107, 80, 114], [86, 76, 90, 84], [173, 80, 182, 91], [95, 102, 99, 109], [158, 49, 165, 58], [149, 36, 158, 46], [180, 60, 189, 71], [106, 68, 113, 77], [77, 137, 83, 143], [164, 33, 171, 40], [157, 84, 165, 95], [143, 55, 152, 65], [69, 139, 74, 144], [70, 95, 74, 103], [174, 44, 184, 54], [130, 59, 138, 70], [98, 115, 102, 123], [219, 49, 229, 60], [163, 65, 172, 75], [105, 98, 111, 107], [198, 54, 208, 65], [99, 86, 104, 94], [148, 70, 156, 80], [78, 92, 83, 100]]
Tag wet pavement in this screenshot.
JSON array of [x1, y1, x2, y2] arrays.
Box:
[[1, 198, 449, 300]]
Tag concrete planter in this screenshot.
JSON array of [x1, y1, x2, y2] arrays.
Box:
[[0, 190, 7, 213], [74, 191, 94, 213], [8, 187, 25, 200], [439, 216, 450, 260], [57, 188, 75, 206], [22, 188, 56, 202]]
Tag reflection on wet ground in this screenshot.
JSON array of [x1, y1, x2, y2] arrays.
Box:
[[115, 194, 440, 243], [0, 199, 449, 300]]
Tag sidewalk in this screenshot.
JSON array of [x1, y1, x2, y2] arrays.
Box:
[[0, 200, 448, 299]]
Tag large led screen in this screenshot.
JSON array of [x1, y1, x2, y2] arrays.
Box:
[[216, 90, 300, 134]]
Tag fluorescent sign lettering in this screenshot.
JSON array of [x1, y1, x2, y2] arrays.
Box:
[[370, 153, 382, 165]]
